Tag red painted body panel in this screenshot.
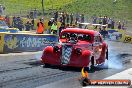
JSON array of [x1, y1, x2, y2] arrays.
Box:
[[41, 28, 108, 68]]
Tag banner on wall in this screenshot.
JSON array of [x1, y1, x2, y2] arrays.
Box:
[[123, 35, 132, 43], [0, 33, 5, 53], [3, 34, 59, 52]]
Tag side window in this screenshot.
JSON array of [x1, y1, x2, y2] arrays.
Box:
[[85, 35, 91, 41], [61, 33, 69, 39]]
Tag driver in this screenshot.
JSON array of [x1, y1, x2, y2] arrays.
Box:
[[69, 33, 78, 43]]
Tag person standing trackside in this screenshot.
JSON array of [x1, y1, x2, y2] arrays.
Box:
[[25, 21, 31, 31], [81, 14, 85, 23], [51, 22, 58, 35], [70, 13, 73, 25], [66, 13, 69, 24], [118, 21, 121, 29], [31, 18, 34, 30], [36, 19, 44, 34], [54, 11, 58, 22]]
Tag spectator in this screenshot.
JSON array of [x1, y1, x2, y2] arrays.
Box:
[[102, 16, 107, 25], [34, 8, 37, 19], [92, 16, 97, 24], [75, 13, 79, 25], [59, 22, 65, 35], [81, 14, 85, 23], [117, 21, 121, 29], [107, 18, 112, 28], [36, 19, 44, 34], [17, 21, 24, 31], [12, 16, 17, 28], [122, 21, 125, 30], [98, 16, 102, 24], [54, 11, 58, 22], [25, 21, 31, 31], [100, 27, 108, 39], [48, 18, 54, 34], [111, 20, 115, 29], [5, 15, 10, 27], [48, 18, 54, 26], [31, 18, 34, 30], [66, 24, 70, 28], [0, 4, 5, 15], [51, 22, 58, 34], [66, 13, 69, 24], [59, 16, 63, 23], [62, 12, 66, 24], [70, 13, 73, 25]]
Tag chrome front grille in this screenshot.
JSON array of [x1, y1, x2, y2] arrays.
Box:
[[61, 45, 72, 65]]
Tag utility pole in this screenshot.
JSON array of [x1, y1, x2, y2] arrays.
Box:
[[42, 0, 44, 16], [112, 0, 117, 16]]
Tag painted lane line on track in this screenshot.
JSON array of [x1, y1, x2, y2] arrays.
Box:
[[104, 68, 132, 80]]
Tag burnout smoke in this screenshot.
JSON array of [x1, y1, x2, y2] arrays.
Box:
[[103, 54, 123, 69], [35, 51, 43, 60]]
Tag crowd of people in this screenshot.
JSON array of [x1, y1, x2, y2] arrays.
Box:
[[53, 11, 85, 25], [92, 16, 127, 30], [2, 10, 127, 35], [4, 15, 35, 31], [45, 11, 87, 35]]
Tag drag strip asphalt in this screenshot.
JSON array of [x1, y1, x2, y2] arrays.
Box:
[[0, 40, 132, 88]]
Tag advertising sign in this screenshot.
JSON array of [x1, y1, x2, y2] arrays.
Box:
[[3, 34, 58, 52]]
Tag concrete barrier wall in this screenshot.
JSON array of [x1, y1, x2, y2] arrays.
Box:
[[0, 33, 59, 53], [118, 34, 132, 44], [0, 33, 5, 53]]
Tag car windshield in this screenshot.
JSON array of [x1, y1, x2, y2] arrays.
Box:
[[61, 33, 91, 41]]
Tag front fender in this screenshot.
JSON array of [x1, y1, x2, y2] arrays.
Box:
[[80, 50, 92, 67], [41, 46, 61, 65]]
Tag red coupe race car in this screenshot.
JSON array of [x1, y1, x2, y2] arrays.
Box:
[[41, 28, 108, 70]]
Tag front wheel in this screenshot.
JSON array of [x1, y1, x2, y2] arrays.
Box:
[[106, 49, 108, 60], [88, 56, 95, 72]]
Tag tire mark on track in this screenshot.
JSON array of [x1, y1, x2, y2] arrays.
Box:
[[0, 66, 34, 74], [0, 70, 76, 87], [0, 60, 42, 74]]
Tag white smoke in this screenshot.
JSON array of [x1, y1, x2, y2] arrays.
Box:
[[34, 51, 43, 61], [103, 55, 123, 69]]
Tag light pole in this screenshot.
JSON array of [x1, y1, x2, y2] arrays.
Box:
[[42, 0, 44, 16]]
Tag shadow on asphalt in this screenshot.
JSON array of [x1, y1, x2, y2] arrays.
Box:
[[116, 53, 132, 58], [43, 65, 109, 73], [24, 60, 110, 73], [24, 60, 109, 73], [24, 60, 44, 66]]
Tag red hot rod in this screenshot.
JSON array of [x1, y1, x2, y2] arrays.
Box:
[[41, 28, 108, 69]]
